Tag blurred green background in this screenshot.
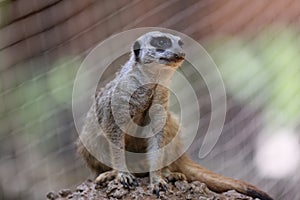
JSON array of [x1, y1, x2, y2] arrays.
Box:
[[0, 0, 299, 199]]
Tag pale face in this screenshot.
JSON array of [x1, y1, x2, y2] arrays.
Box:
[[132, 31, 185, 67]]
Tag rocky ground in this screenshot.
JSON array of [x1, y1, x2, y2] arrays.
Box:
[[46, 177, 258, 200]]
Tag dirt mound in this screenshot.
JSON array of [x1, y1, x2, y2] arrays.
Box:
[[46, 177, 256, 200]]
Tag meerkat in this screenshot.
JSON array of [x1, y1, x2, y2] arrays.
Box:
[[77, 31, 273, 200]]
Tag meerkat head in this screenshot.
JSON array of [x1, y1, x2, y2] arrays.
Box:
[[131, 31, 185, 68]]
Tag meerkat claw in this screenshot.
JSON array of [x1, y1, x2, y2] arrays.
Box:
[[117, 172, 137, 188], [151, 178, 168, 197]]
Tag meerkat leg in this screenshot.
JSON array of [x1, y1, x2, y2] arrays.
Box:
[[150, 170, 167, 196], [147, 132, 168, 196], [160, 115, 186, 182], [95, 131, 137, 187]]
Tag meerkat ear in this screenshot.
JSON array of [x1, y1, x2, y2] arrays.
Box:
[[133, 41, 141, 62]]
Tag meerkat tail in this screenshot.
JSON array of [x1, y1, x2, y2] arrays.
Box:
[[170, 155, 273, 200]]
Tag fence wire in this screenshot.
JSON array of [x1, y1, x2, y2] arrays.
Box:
[[0, 0, 300, 199]]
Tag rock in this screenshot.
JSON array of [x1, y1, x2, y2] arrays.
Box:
[[58, 189, 72, 197], [46, 191, 59, 200], [46, 177, 256, 200]]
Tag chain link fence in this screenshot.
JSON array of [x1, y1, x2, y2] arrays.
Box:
[[0, 0, 299, 199]]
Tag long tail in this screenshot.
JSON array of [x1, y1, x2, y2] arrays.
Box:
[[170, 155, 273, 200]]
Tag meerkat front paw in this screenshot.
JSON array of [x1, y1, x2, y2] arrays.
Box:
[[117, 171, 138, 188], [151, 176, 168, 197], [95, 170, 138, 188]]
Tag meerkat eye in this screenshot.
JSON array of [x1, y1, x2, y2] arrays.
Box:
[[150, 36, 172, 49], [178, 40, 184, 47]]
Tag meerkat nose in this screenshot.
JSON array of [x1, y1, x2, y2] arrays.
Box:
[[175, 52, 185, 59]]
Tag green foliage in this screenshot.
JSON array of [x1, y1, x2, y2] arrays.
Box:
[[0, 0, 11, 28], [47, 57, 80, 105], [256, 28, 300, 125], [209, 27, 300, 126], [210, 37, 270, 102], [1, 56, 80, 137]]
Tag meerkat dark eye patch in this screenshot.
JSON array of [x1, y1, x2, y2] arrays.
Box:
[[133, 41, 141, 62], [150, 36, 172, 50]]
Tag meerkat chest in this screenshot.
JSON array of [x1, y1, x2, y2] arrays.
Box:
[[128, 83, 157, 117]]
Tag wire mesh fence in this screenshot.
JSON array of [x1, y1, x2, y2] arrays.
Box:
[[0, 0, 300, 199]]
